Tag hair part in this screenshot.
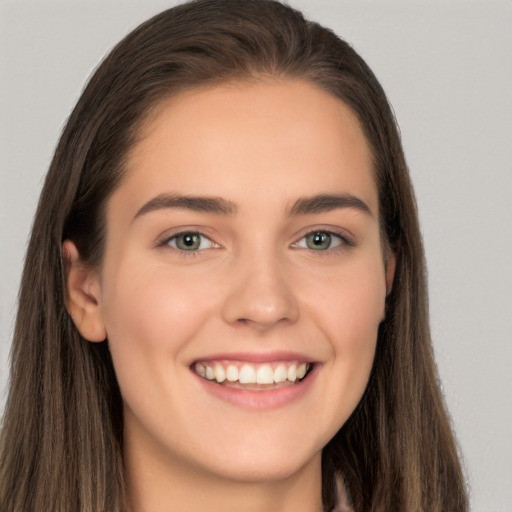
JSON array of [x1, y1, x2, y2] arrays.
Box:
[[1, 1, 468, 510]]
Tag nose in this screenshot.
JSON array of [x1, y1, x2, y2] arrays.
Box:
[[221, 252, 300, 330]]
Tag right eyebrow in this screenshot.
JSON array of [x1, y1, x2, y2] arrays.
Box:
[[286, 193, 373, 217], [133, 193, 238, 221]]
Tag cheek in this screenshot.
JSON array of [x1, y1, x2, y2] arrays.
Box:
[[312, 256, 386, 341], [99, 258, 217, 392], [307, 259, 385, 417], [103, 255, 211, 335]]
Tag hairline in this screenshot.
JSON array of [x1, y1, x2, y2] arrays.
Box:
[[92, 73, 391, 271]]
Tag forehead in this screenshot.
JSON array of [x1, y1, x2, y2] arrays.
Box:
[[115, 79, 377, 217]]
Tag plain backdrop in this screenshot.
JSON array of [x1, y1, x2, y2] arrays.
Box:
[[1, 1, 511, 510]]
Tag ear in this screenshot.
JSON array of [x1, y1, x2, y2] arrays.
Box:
[[62, 240, 106, 342], [385, 251, 397, 297], [380, 251, 396, 321]]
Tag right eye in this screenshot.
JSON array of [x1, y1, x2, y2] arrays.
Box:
[[165, 232, 216, 251]]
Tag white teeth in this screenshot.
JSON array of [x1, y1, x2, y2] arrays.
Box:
[[196, 361, 311, 385], [273, 364, 287, 383], [226, 364, 238, 382], [256, 364, 274, 384], [195, 363, 206, 378], [296, 363, 307, 379], [239, 364, 257, 384], [287, 364, 297, 382], [205, 366, 215, 380], [214, 364, 226, 383]]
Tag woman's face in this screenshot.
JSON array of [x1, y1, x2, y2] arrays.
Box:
[[77, 80, 392, 486]]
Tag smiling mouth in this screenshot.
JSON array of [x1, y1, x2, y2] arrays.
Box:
[[192, 360, 313, 390]]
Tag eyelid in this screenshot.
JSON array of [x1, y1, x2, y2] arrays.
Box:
[[291, 228, 355, 250], [155, 226, 354, 253], [168, 233, 215, 250], [157, 228, 221, 251]]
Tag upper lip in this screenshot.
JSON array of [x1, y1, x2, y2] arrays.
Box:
[[190, 351, 317, 364]]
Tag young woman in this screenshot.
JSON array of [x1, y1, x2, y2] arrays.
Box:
[[0, 1, 468, 511]]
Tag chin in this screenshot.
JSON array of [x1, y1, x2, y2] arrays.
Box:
[[189, 431, 325, 484], [206, 453, 321, 484]]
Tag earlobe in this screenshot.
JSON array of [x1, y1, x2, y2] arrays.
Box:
[[62, 240, 106, 342]]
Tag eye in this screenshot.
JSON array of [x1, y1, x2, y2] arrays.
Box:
[[295, 231, 347, 251], [166, 232, 216, 251]]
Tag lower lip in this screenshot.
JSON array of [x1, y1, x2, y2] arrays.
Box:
[[193, 365, 318, 411]]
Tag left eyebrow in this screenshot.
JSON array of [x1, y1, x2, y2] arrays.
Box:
[[286, 193, 373, 217]]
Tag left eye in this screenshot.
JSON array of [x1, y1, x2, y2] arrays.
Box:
[[295, 231, 345, 251], [166, 232, 215, 251]]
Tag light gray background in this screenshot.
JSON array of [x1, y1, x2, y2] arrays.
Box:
[[1, 1, 511, 510]]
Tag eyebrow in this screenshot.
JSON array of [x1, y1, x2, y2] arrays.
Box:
[[134, 193, 237, 220], [133, 192, 372, 221], [287, 193, 373, 217]]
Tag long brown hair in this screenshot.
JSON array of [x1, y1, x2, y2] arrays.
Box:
[[0, 1, 468, 510]]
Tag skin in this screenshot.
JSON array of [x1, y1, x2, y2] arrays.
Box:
[[65, 79, 395, 512]]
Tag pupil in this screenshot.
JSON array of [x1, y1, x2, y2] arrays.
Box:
[[313, 234, 324, 245], [308, 232, 330, 250], [178, 233, 200, 250]]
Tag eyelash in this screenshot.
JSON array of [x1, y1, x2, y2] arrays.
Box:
[[158, 231, 219, 256], [291, 230, 354, 252], [159, 228, 354, 258]]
